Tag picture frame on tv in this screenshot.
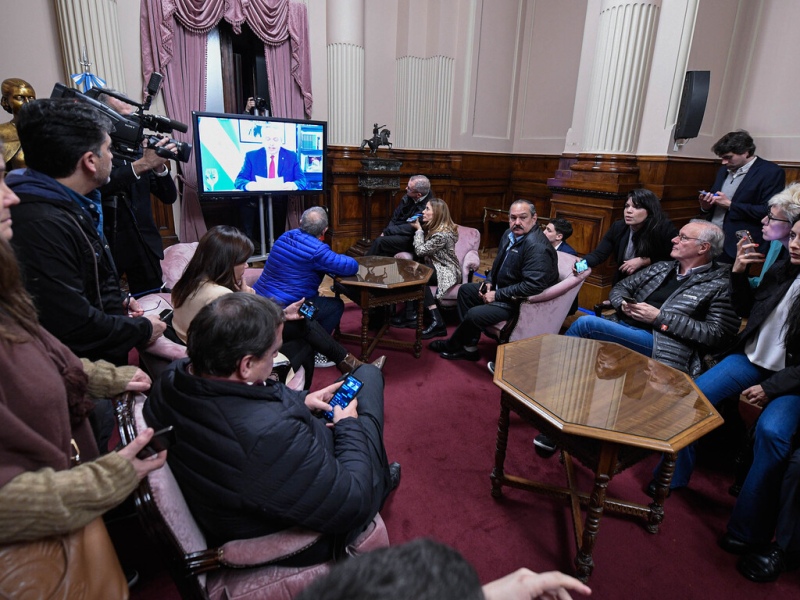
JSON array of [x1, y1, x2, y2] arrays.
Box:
[[192, 111, 327, 197]]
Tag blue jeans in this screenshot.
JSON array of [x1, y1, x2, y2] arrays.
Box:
[[663, 353, 800, 543], [564, 316, 654, 358]]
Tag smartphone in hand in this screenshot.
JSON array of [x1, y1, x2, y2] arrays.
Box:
[[620, 294, 637, 304], [136, 426, 176, 459], [324, 375, 363, 421], [736, 230, 755, 254], [298, 301, 317, 320], [575, 259, 589, 274]]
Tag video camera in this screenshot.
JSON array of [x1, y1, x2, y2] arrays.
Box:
[[50, 73, 192, 163]]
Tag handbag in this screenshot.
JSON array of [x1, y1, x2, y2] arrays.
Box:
[[0, 439, 129, 600]]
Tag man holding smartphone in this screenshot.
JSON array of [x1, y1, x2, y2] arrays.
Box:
[[565, 221, 740, 379], [144, 293, 400, 563]]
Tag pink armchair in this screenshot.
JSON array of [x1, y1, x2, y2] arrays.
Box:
[[116, 393, 389, 600], [483, 252, 590, 344], [395, 225, 481, 308]]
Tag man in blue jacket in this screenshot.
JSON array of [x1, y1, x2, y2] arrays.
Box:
[[255, 206, 357, 335], [144, 293, 400, 563], [430, 199, 558, 361], [699, 130, 785, 262]]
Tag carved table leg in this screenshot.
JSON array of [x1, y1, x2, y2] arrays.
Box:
[[360, 305, 370, 362], [490, 398, 511, 498], [413, 293, 424, 358], [647, 452, 676, 533], [574, 443, 617, 582]]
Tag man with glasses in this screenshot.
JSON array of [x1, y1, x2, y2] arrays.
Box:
[[699, 130, 785, 263], [565, 220, 740, 378], [368, 174, 431, 256]]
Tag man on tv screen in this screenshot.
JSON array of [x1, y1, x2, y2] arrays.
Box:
[[234, 122, 307, 191]]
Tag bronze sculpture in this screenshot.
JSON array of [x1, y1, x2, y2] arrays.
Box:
[[360, 123, 392, 154], [0, 78, 36, 169]]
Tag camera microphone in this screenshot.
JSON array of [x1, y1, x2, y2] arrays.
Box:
[[147, 72, 163, 97]]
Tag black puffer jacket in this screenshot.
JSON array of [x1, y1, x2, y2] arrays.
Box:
[[491, 226, 559, 305], [610, 260, 741, 377], [8, 169, 152, 365], [143, 360, 381, 547], [728, 260, 800, 400]]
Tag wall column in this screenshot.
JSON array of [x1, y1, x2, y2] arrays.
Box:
[[548, 0, 663, 307], [326, 0, 365, 146], [53, 0, 126, 90]]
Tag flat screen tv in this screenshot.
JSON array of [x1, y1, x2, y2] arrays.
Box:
[[192, 111, 327, 197]]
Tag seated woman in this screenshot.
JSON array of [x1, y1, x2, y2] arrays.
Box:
[[664, 218, 800, 560], [583, 189, 677, 284], [748, 182, 800, 287], [171, 225, 372, 386], [0, 159, 165, 553], [393, 198, 460, 339]]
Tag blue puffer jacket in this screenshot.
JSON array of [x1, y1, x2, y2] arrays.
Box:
[[253, 228, 358, 306]]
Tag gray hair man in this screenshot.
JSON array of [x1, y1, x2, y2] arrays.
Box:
[[565, 219, 740, 378]]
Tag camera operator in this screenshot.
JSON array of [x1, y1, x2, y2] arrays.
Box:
[[97, 91, 178, 296], [7, 98, 166, 367], [244, 96, 269, 116]]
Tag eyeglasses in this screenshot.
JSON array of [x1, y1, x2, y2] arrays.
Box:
[[677, 233, 708, 244], [766, 212, 791, 224]]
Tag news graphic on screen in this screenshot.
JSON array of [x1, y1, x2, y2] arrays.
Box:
[[193, 112, 327, 197]]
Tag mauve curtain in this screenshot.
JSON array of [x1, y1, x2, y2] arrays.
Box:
[[140, 0, 312, 241]]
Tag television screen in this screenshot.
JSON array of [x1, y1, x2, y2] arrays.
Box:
[[192, 111, 327, 197]]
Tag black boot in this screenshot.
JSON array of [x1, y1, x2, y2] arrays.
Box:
[[422, 307, 447, 339], [391, 302, 418, 328]]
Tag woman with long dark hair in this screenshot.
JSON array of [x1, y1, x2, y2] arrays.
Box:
[[665, 218, 800, 564], [172, 225, 375, 386], [583, 188, 678, 284], [408, 198, 460, 338]]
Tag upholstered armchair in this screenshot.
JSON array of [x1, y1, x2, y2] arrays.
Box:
[[394, 224, 481, 308], [483, 252, 590, 344], [116, 393, 389, 600]]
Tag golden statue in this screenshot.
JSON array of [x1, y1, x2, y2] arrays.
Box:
[[0, 78, 36, 169]]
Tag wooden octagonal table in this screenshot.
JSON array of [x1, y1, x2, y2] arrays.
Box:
[[334, 256, 432, 361], [490, 334, 723, 582]]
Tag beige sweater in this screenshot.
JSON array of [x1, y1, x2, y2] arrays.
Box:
[[0, 453, 138, 543]]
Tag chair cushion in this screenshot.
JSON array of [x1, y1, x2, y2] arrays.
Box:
[[161, 242, 199, 290]]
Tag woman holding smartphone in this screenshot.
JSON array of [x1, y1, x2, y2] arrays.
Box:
[[406, 198, 460, 338], [582, 189, 677, 284]]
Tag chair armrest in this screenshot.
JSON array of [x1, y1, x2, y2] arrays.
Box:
[[218, 527, 323, 568], [462, 250, 480, 283], [394, 251, 414, 261]]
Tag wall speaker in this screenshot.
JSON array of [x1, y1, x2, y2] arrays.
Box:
[[674, 70, 710, 140]]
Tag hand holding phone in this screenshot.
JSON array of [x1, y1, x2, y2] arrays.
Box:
[[574, 259, 589, 274], [298, 301, 317, 320], [136, 426, 176, 459], [479, 280, 488, 294], [736, 229, 755, 254], [406, 214, 422, 223], [620, 294, 637, 304], [324, 375, 363, 421]]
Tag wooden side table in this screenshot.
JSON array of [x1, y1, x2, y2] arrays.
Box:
[[482, 207, 509, 253]]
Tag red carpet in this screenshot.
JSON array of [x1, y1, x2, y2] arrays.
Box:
[[124, 304, 798, 598]]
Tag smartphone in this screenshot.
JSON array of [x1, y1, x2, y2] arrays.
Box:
[[575, 259, 589, 274], [479, 280, 488, 294], [324, 375, 364, 421], [136, 426, 176, 459], [620, 294, 637, 304], [406, 214, 422, 222], [736, 229, 754, 254], [298, 301, 317, 320], [159, 308, 173, 321]]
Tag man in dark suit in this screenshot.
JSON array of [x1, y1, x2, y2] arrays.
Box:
[[235, 123, 307, 191], [542, 217, 577, 255], [699, 130, 785, 262], [430, 199, 558, 362], [368, 174, 431, 256]]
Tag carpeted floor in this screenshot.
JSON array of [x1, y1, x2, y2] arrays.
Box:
[[122, 303, 798, 599]]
